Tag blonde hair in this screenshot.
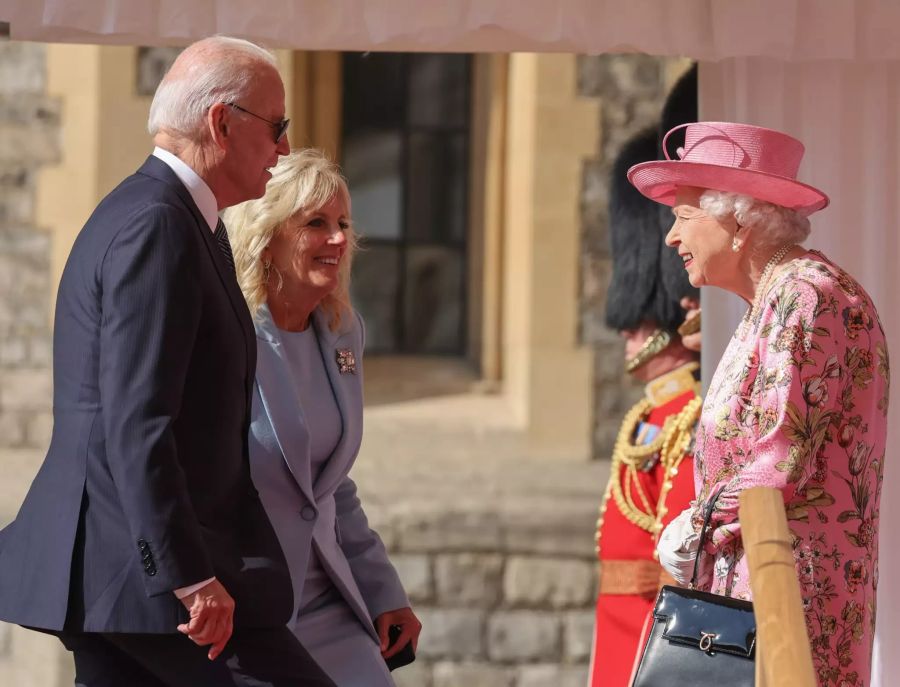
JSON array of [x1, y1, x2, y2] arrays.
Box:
[[223, 149, 358, 330]]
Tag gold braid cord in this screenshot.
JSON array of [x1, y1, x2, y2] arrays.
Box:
[[595, 395, 703, 557]]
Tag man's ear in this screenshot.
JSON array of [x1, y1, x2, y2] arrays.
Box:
[[208, 103, 230, 151]]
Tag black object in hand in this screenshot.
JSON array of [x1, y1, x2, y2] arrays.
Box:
[[384, 624, 416, 671]]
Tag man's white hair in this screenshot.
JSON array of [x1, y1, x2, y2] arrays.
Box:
[[147, 36, 277, 140]]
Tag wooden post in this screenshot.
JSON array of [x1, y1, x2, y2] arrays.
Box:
[[739, 487, 816, 687]]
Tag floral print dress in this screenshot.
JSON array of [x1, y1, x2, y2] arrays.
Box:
[[692, 250, 889, 686]]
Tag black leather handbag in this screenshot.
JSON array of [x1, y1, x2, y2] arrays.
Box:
[[631, 489, 756, 687]]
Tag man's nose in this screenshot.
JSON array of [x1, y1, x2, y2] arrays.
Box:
[[276, 133, 290, 156]]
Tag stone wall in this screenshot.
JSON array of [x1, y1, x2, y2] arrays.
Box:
[[353, 409, 607, 687], [387, 520, 595, 686], [0, 39, 70, 687], [577, 54, 689, 459], [0, 42, 58, 514], [0, 37, 58, 484]]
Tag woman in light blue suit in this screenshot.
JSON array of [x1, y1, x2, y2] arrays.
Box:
[[224, 149, 420, 686]]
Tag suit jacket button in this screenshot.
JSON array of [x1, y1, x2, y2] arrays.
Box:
[[300, 506, 317, 521]]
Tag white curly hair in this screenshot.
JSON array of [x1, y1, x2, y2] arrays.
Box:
[[698, 190, 811, 246]]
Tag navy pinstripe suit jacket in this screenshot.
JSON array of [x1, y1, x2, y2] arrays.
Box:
[[0, 156, 293, 633]]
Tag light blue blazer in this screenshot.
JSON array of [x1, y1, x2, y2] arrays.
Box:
[[249, 305, 409, 641]]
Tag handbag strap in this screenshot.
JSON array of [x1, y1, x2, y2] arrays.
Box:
[[688, 485, 726, 590]]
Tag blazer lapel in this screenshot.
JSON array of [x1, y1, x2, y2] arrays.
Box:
[[136, 156, 255, 390], [311, 308, 364, 499], [253, 306, 316, 503]]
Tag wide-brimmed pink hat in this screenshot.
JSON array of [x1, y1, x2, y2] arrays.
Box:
[[627, 122, 829, 215]]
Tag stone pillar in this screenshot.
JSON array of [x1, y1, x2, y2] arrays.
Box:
[[502, 53, 597, 460], [577, 55, 692, 458]]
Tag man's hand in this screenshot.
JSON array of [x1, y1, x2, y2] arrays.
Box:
[[176, 579, 235, 660], [375, 607, 422, 658]]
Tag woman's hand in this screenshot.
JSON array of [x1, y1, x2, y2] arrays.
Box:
[[657, 508, 702, 586], [375, 606, 422, 658], [678, 296, 702, 352]]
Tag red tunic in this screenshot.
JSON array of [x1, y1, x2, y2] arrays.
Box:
[[589, 374, 699, 687]]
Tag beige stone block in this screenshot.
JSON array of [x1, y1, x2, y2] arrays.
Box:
[[392, 660, 432, 687], [25, 411, 53, 449], [0, 619, 10, 655], [503, 557, 595, 609], [397, 511, 503, 553], [486, 611, 561, 662], [433, 661, 513, 687], [0, 623, 73, 687], [504, 512, 598, 559], [0, 411, 26, 447], [0, 337, 28, 366], [435, 553, 504, 607], [0, 447, 44, 524], [0, 43, 46, 93], [516, 663, 590, 687], [564, 610, 596, 662], [0, 368, 52, 411], [28, 335, 52, 367], [416, 608, 485, 660], [0, 97, 62, 165], [391, 553, 433, 604]]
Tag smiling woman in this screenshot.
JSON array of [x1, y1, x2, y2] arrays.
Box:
[[666, 186, 811, 298], [629, 122, 889, 686], [222, 148, 421, 687]]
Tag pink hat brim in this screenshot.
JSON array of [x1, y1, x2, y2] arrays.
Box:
[[627, 160, 829, 215]]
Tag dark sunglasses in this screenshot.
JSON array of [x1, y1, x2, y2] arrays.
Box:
[[223, 102, 290, 143]]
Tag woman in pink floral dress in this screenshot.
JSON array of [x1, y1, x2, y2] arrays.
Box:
[[628, 122, 890, 686]]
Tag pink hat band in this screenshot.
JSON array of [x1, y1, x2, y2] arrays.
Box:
[[664, 122, 804, 178], [628, 121, 829, 215]]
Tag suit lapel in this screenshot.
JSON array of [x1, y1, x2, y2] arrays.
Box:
[[254, 306, 316, 503], [136, 156, 255, 390], [310, 308, 363, 499]]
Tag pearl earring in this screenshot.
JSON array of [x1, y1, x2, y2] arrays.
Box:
[[732, 239, 741, 252]]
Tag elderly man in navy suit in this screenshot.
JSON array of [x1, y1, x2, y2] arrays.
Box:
[[0, 36, 335, 686]]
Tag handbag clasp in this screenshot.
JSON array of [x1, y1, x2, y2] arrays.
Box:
[[699, 631, 718, 653]]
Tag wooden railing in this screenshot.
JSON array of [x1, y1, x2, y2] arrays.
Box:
[[739, 487, 817, 687]]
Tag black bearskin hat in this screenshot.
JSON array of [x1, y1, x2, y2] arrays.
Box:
[[604, 65, 699, 333], [658, 63, 698, 161]]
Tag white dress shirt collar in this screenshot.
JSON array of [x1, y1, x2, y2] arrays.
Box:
[[152, 146, 219, 233]]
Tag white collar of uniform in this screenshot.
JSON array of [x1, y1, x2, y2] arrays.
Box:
[[152, 146, 219, 233]]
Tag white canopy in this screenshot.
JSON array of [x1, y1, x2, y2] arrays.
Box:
[[2, 3, 899, 687], [3, 0, 900, 60]]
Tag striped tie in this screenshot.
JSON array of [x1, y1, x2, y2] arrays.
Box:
[[215, 218, 235, 275]]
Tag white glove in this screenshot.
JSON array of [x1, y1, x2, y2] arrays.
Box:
[[656, 507, 701, 586]]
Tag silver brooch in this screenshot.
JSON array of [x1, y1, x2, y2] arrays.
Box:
[[335, 348, 356, 374]]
